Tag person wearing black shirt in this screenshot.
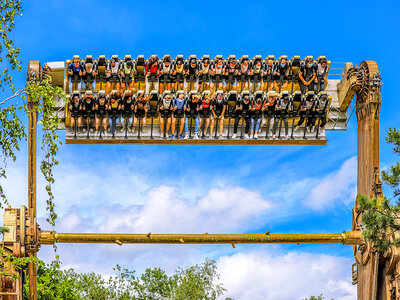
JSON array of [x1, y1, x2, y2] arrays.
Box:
[[81, 91, 95, 133], [224, 57, 239, 91], [273, 57, 289, 91], [299, 57, 317, 94], [69, 92, 82, 131], [314, 58, 328, 93], [232, 93, 251, 139], [171, 58, 185, 91], [210, 92, 226, 139], [185, 58, 199, 92], [158, 93, 173, 138], [106, 90, 121, 137], [199, 91, 213, 138], [250, 95, 264, 139], [272, 94, 292, 139], [95, 90, 108, 134], [133, 92, 150, 133], [120, 90, 134, 132], [184, 94, 201, 139]]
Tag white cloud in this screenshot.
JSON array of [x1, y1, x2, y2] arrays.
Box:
[[303, 157, 357, 211], [217, 249, 356, 300], [54, 185, 273, 234]]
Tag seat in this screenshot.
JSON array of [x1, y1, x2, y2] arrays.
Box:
[[96, 55, 107, 90]]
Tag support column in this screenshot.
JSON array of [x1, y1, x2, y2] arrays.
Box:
[[351, 61, 382, 300], [27, 60, 40, 300]]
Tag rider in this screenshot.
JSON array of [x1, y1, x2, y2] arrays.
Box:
[[210, 91, 226, 139], [272, 92, 292, 139], [185, 56, 199, 92], [81, 90, 95, 133], [224, 56, 239, 91], [171, 92, 186, 139], [120, 90, 134, 132], [145, 55, 160, 94], [294, 92, 316, 132], [67, 56, 84, 93], [249, 56, 263, 92], [120, 57, 135, 92], [198, 55, 211, 91], [313, 93, 329, 133], [263, 56, 275, 91], [232, 92, 251, 139], [184, 93, 201, 139], [250, 92, 264, 139], [199, 90, 213, 138], [315, 57, 328, 93], [158, 92, 173, 138], [238, 56, 250, 91], [299, 56, 317, 94], [211, 56, 224, 91], [106, 90, 121, 137], [94, 90, 108, 134], [68, 91, 82, 131], [106, 57, 121, 94], [133, 91, 150, 133], [273, 56, 289, 91], [159, 55, 172, 93], [82, 56, 96, 92], [171, 56, 185, 91]]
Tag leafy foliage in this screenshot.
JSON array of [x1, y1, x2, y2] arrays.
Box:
[[23, 259, 232, 300], [0, 0, 22, 92], [303, 295, 333, 300], [359, 128, 400, 252]]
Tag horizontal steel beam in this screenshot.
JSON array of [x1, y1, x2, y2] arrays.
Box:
[[65, 138, 327, 145], [39, 231, 362, 246]]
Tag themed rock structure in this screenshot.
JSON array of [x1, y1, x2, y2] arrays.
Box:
[[0, 59, 390, 300]]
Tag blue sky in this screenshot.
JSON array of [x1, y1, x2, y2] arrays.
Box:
[[1, 0, 400, 299]]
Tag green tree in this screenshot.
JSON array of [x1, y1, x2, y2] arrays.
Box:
[[303, 295, 333, 300], [23, 259, 232, 300], [359, 128, 400, 252]]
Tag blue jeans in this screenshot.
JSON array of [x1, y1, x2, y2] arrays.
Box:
[[122, 115, 133, 127], [249, 81, 261, 91], [251, 117, 261, 132], [185, 115, 199, 134], [108, 116, 121, 134], [69, 78, 82, 92]]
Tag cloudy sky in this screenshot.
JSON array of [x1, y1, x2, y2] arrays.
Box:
[[1, 0, 400, 299]]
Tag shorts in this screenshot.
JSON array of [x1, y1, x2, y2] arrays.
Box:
[[71, 111, 81, 118], [199, 74, 211, 83], [212, 113, 224, 120], [121, 75, 133, 83], [173, 112, 185, 118], [96, 112, 106, 119], [135, 111, 146, 118], [159, 74, 172, 83], [107, 74, 120, 83], [160, 111, 172, 118], [200, 110, 211, 118]]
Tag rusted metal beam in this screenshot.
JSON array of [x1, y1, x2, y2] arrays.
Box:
[[27, 60, 40, 300], [39, 231, 362, 246]]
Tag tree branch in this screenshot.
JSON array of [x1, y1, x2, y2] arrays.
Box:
[[0, 88, 26, 105]]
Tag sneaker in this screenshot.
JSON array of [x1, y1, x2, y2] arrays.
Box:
[[272, 134, 276, 139], [163, 134, 166, 139], [311, 126, 315, 133], [294, 125, 300, 131], [141, 126, 145, 133], [254, 133, 258, 139], [171, 135, 175, 139], [130, 126, 135, 133], [179, 134, 184, 139], [285, 135, 289, 140], [82, 127, 87, 133], [244, 133, 249, 139], [307, 126, 311, 133], [194, 133, 199, 140], [232, 133, 237, 139], [184, 133, 189, 139], [90, 128, 95, 133]]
